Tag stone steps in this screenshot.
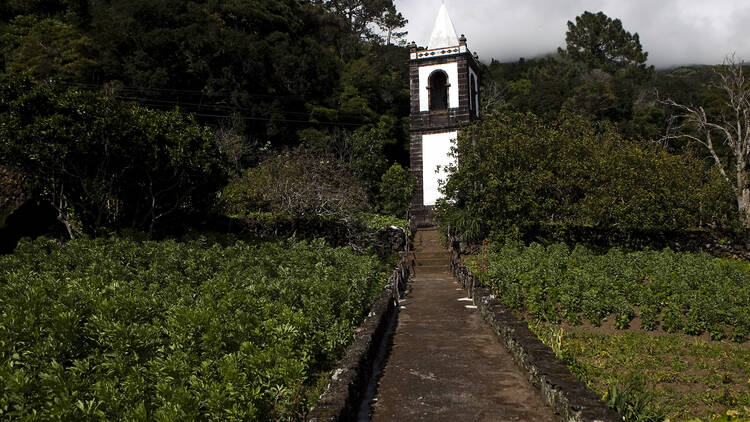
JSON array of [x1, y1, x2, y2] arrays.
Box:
[[414, 257, 449, 266]]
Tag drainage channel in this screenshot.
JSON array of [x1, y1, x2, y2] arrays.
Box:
[[355, 299, 400, 422]]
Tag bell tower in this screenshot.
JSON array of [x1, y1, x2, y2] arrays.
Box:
[[409, 2, 480, 216]]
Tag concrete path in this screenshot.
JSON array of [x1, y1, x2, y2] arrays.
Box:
[[370, 228, 558, 422]]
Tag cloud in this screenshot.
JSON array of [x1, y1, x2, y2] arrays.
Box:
[[395, 0, 750, 68]]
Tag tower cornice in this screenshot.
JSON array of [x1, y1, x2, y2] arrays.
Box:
[[410, 47, 480, 70]]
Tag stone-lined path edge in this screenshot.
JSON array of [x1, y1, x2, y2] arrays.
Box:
[[306, 253, 409, 421], [452, 254, 623, 422]]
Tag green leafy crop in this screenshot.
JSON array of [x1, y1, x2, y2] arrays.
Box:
[[0, 236, 385, 420], [478, 242, 750, 341]]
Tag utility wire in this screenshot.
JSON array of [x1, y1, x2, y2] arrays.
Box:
[[122, 99, 367, 126], [56, 80, 307, 99], [189, 112, 365, 126], [112, 95, 315, 117], [54, 81, 372, 126]]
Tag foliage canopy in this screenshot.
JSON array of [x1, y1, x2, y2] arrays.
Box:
[[0, 75, 226, 236], [437, 112, 736, 242], [560, 11, 650, 77]]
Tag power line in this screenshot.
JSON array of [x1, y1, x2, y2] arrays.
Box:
[[54, 81, 372, 127], [189, 112, 365, 127], [112, 95, 315, 117], [118, 98, 367, 126], [56, 80, 306, 99]]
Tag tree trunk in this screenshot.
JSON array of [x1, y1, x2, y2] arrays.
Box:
[[739, 187, 750, 228], [54, 192, 79, 240], [737, 161, 750, 228]]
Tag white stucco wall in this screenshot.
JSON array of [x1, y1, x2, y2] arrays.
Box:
[[418, 63, 459, 112], [422, 131, 457, 206]]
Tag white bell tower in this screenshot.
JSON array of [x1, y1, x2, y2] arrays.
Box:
[[409, 2, 480, 215]]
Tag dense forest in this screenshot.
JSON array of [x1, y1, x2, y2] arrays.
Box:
[[2, 3, 744, 245], [0, 0, 413, 243]]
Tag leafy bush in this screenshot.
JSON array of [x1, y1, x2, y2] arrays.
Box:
[[358, 212, 407, 230], [614, 299, 635, 330], [220, 149, 368, 220], [0, 75, 226, 237], [661, 302, 684, 333], [478, 242, 750, 341], [299, 122, 398, 203], [437, 111, 737, 241], [344, 125, 390, 198], [376, 163, 415, 218], [0, 236, 386, 420], [639, 304, 658, 331]]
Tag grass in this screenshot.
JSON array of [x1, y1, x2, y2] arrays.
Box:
[[532, 322, 750, 421]]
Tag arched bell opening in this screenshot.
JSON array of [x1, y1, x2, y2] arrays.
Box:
[[427, 70, 449, 111]]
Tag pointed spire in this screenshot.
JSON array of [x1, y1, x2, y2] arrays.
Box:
[[428, 2, 459, 49]]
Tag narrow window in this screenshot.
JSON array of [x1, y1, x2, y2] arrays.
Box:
[[470, 74, 478, 116], [428, 71, 449, 111]]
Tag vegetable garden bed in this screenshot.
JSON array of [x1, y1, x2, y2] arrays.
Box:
[[532, 323, 750, 421], [0, 235, 388, 420], [476, 242, 750, 341], [474, 242, 750, 421]]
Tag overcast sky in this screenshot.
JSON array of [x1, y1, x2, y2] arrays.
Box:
[[394, 0, 750, 68]]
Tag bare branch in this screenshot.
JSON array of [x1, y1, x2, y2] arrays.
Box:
[[660, 53, 750, 226]]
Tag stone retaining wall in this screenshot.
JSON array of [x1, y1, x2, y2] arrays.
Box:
[[451, 253, 623, 422]]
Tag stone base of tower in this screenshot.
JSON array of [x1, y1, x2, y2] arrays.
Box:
[[410, 205, 436, 227]]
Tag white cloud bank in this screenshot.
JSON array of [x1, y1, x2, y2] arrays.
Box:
[[395, 0, 750, 68]]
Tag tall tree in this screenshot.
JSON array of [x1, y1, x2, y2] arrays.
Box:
[[376, 5, 407, 46], [323, 0, 392, 40], [663, 55, 750, 227], [559, 11, 655, 128], [560, 11, 651, 77], [0, 15, 95, 80]]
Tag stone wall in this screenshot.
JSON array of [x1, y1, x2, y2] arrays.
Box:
[[305, 287, 396, 421]]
